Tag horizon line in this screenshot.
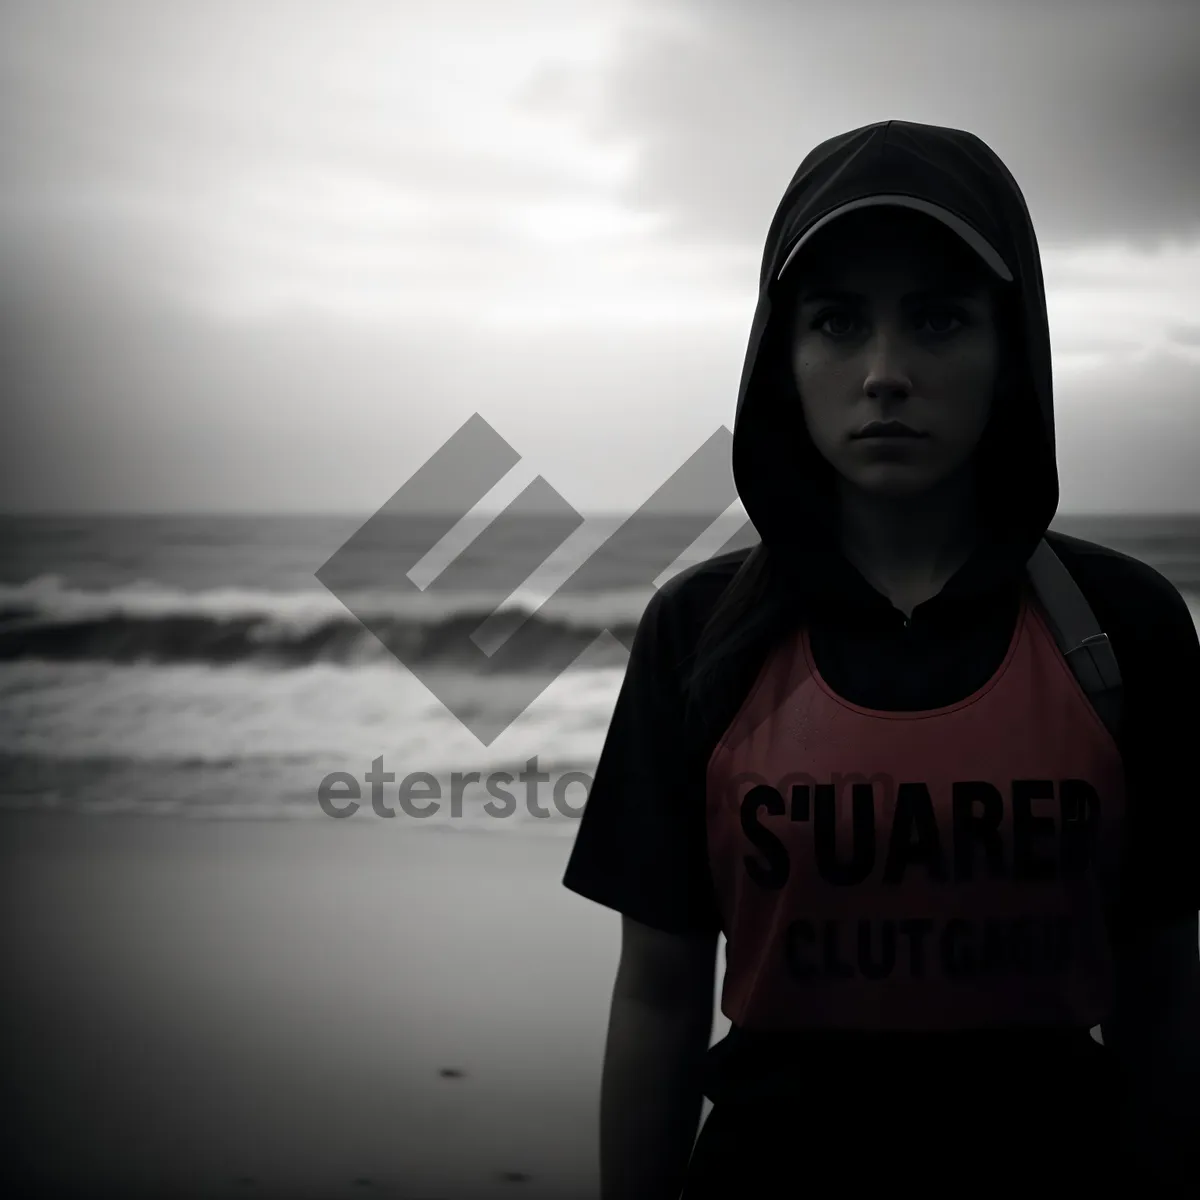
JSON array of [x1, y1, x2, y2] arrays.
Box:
[[2, 509, 1199, 521]]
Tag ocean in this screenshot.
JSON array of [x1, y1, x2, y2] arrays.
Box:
[[2, 512, 1199, 831]]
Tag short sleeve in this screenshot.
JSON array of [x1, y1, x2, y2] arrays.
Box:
[[562, 583, 722, 935], [1109, 568, 1200, 934]]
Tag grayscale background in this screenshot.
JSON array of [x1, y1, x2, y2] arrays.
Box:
[[1, 1, 1197, 1197]]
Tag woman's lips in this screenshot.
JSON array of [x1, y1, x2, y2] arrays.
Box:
[[853, 420, 928, 439]]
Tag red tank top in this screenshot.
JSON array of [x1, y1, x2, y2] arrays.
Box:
[[705, 585, 1127, 1032]]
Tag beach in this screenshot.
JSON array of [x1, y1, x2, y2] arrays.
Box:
[[3, 513, 1196, 1197], [1, 809, 724, 1200]]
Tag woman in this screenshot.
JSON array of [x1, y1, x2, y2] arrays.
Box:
[[562, 120, 1199, 1196]]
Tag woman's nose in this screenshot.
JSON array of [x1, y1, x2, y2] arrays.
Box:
[[861, 327, 915, 397]]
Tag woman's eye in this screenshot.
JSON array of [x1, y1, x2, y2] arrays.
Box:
[[919, 308, 965, 335], [812, 307, 966, 339], [815, 310, 859, 338]]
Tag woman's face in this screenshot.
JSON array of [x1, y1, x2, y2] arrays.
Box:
[[788, 214, 1002, 500]]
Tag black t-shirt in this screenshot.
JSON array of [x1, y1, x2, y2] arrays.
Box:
[[562, 528, 1200, 1103]]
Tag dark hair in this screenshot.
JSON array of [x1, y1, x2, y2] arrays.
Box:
[[680, 258, 1025, 755]]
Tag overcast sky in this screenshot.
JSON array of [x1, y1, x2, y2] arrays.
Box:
[[2, 0, 1198, 516]]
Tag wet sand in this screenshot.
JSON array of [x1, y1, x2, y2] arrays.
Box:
[[0, 811, 725, 1199]]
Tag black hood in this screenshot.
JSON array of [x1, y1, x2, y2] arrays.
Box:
[[732, 119, 1058, 613]]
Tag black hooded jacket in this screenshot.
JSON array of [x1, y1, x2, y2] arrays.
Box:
[[562, 120, 1199, 1104], [732, 119, 1055, 586]]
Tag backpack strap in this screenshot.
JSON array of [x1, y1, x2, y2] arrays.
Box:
[[1025, 537, 1123, 742]]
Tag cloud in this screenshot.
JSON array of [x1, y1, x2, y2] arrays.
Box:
[[0, 0, 1195, 515], [1054, 353, 1200, 513], [2, 225, 1195, 518], [1168, 323, 1200, 348], [590, 0, 1200, 252]]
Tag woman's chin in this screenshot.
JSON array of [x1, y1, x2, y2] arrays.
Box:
[[840, 463, 946, 499]]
